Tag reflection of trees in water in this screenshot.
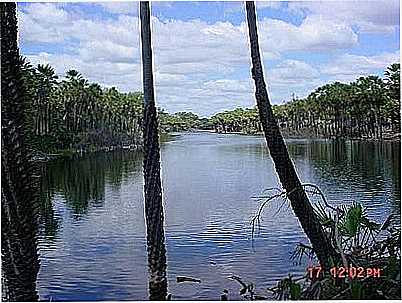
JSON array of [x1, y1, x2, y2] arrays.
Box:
[[38, 151, 142, 239], [288, 140, 399, 179], [287, 140, 401, 210], [37, 165, 61, 242]]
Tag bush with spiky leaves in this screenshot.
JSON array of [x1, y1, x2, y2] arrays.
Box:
[[1, 3, 40, 301], [251, 185, 400, 300]]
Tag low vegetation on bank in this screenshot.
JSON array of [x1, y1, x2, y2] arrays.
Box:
[[242, 186, 401, 300]]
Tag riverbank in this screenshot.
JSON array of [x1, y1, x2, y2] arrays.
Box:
[[31, 145, 142, 162], [192, 129, 401, 141], [32, 129, 400, 162], [31, 132, 176, 162]]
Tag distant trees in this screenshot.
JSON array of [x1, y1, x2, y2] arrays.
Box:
[[20, 64, 144, 152], [18, 59, 400, 154], [159, 111, 201, 132], [22, 60, 229, 153], [384, 63, 401, 133], [208, 64, 400, 139], [11, 31, 401, 155], [209, 107, 261, 134]]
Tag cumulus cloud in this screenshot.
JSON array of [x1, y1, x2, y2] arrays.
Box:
[[268, 60, 320, 85], [320, 51, 400, 82], [27, 52, 142, 92], [18, 3, 71, 43], [258, 16, 358, 53], [224, 1, 283, 14], [97, 2, 137, 15], [289, 0, 400, 33]]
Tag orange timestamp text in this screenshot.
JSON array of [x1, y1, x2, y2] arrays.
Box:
[[307, 266, 382, 279]]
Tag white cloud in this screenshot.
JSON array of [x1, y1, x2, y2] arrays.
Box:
[[264, 60, 324, 102], [257, 1, 283, 10], [224, 1, 283, 14], [69, 15, 139, 48], [268, 59, 320, 85], [97, 2, 137, 15], [257, 16, 358, 53], [27, 52, 142, 92], [320, 51, 400, 82], [78, 40, 138, 63], [289, 0, 400, 33], [18, 3, 71, 43]]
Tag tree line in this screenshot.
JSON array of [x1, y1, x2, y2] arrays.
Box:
[[21, 62, 146, 153], [20, 59, 400, 156], [205, 64, 400, 139], [20, 61, 193, 154]]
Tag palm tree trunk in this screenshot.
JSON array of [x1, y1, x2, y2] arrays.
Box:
[[245, 1, 338, 270], [1, 3, 40, 301], [140, 2, 168, 300]]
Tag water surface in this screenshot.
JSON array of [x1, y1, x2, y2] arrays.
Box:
[[37, 132, 401, 300]]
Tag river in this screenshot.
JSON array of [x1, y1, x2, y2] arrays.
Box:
[[36, 132, 400, 300]]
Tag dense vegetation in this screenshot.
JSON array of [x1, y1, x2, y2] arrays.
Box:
[[22, 60, 399, 156], [1, 3, 40, 301], [21, 62, 146, 153], [149, 63, 401, 140], [208, 64, 400, 139], [21, 60, 205, 154], [159, 110, 208, 132]]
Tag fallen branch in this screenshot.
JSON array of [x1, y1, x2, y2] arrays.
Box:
[[176, 276, 201, 283]]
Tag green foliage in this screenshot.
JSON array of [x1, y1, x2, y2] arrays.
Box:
[[289, 280, 301, 300], [210, 107, 261, 134], [207, 64, 400, 139], [159, 110, 202, 132], [254, 184, 400, 300], [20, 62, 145, 153], [1, 3, 40, 301], [339, 202, 363, 237]]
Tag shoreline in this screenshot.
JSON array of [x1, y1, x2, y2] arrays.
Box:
[[33, 130, 400, 162], [32, 132, 175, 162], [190, 129, 401, 142]]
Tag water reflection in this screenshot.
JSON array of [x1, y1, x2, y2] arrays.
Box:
[[36, 133, 400, 301], [37, 151, 145, 264], [287, 139, 400, 220], [39, 151, 143, 223], [38, 164, 61, 242]]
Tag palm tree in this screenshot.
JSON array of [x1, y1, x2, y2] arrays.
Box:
[[1, 2, 40, 301], [384, 63, 400, 132], [35, 64, 58, 142], [245, 1, 338, 269], [140, 2, 168, 300]]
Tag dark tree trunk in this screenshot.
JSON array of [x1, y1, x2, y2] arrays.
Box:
[[245, 1, 338, 270], [140, 2, 168, 300], [1, 3, 40, 301]]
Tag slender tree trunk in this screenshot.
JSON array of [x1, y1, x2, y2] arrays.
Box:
[[1, 3, 40, 301], [140, 2, 168, 300], [245, 1, 338, 269]]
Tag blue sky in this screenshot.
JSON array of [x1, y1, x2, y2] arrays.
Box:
[[18, 1, 400, 117]]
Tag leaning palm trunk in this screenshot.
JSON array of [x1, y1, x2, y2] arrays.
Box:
[[140, 2, 168, 300], [1, 3, 40, 301], [245, 1, 338, 269]]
